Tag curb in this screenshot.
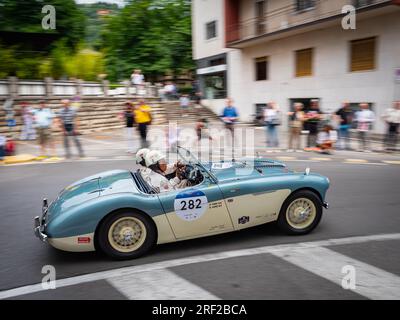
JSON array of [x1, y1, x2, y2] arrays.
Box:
[[2, 154, 37, 165]]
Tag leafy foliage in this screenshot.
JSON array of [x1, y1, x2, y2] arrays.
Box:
[[0, 0, 86, 48], [101, 0, 194, 81], [0, 0, 194, 81]]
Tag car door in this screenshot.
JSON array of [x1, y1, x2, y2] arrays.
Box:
[[218, 178, 291, 230], [157, 176, 234, 239]]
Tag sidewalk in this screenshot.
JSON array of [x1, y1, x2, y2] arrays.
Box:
[[1, 123, 399, 166]]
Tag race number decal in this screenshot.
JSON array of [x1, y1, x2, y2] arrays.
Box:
[[174, 190, 208, 221], [211, 162, 232, 170]]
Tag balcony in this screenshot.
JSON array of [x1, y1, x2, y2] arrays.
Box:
[[226, 0, 395, 48]]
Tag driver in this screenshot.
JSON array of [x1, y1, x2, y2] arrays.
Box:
[[143, 150, 188, 193]]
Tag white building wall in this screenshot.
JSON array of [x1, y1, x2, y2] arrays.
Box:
[[227, 11, 400, 133], [192, 0, 229, 60]]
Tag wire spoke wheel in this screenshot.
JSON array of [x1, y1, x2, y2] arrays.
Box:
[[286, 197, 317, 229], [107, 217, 147, 253]]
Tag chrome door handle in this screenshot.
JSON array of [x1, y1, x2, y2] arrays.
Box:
[[230, 188, 240, 193]]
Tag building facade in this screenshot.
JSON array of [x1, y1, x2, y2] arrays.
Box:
[[192, 0, 400, 133]]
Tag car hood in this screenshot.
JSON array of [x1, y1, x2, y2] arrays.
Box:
[[203, 158, 289, 182], [47, 170, 135, 222]]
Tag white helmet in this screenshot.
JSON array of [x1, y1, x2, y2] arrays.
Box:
[[136, 148, 150, 165], [145, 150, 166, 167]]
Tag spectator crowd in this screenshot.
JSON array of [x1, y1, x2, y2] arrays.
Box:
[[254, 99, 400, 154], [1, 91, 400, 163]]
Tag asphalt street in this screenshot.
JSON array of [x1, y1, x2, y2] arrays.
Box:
[[1, 156, 400, 299]]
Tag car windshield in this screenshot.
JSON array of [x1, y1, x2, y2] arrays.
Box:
[[177, 146, 218, 183]]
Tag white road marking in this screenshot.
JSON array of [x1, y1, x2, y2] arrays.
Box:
[[275, 156, 296, 161], [1, 233, 400, 299], [345, 159, 368, 163], [310, 157, 332, 161], [342, 162, 388, 166], [272, 246, 400, 300], [383, 160, 400, 165], [108, 269, 219, 300]]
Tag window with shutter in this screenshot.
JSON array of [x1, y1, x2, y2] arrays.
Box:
[[295, 48, 313, 77], [350, 37, 376, 72]]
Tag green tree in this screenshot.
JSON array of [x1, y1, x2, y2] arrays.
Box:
[[0, 0, 86, 49], [101, 0, 194, 82], [0, 43, 16, 78]]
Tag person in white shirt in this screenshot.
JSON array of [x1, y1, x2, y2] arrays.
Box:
[[316, 125, 338, 154], [142, 150, 187, 193], [382, 101, 400, 151], [20, 102, 36, 141], [131, 69, 145, 95], [0, 135, 5, 160], [34, 101, 56, 158], [355, 103, 375, 151], [263, 102, 281, 148], [131, 69, 144, 85]]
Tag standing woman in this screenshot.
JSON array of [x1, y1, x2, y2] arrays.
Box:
[[287, 103, 304, 152], [19, 102, 36, 141], [263, 102, 281, 149], [122, 102, 135, 153]]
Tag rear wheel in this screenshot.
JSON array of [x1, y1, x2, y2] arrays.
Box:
[[97, 210, 156, 260], [277, 190, 323, 235]]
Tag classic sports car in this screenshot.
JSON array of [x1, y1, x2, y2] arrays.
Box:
[[34, 147, 329, 260]]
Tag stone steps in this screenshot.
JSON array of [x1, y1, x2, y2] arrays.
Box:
[[0, 98, 221, 137]]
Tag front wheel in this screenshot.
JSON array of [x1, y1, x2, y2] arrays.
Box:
[[277, 190, 323, 235], [97, 210, 156, 260]]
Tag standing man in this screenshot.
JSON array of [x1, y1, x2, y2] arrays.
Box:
[[304, 100, 322, 150], [58, 99, 85, 159], [335, 102, 353, 150], [382, 101, 400, 152], [134, 99, 152, 149], [34, 101, 56, 158], [221, 98, 239, 141], [355, 103, 375, 152]]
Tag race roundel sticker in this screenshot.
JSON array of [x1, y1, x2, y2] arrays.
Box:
[[174, 190, 208, 221]]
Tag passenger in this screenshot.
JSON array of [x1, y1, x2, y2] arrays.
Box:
[[135, 148, 151, 168], [143, 150, 187, 193]]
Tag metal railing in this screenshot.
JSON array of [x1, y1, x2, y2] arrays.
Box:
[[0, 78, 163, 98]]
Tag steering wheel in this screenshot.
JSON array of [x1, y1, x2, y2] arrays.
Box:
[[178, 165, 201, 184], [188, 167, 199, 182]]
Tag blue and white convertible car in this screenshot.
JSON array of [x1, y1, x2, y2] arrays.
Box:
[[34, 147, 329, 260]]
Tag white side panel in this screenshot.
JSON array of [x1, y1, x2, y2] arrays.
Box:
[[165, 200, 234, 239], [48, 233, 95, 252], [225, 189, 291, 229], [153, 214, 176, 244]]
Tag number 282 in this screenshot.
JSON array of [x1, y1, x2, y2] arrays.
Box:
[[180, 199, 201, 210]]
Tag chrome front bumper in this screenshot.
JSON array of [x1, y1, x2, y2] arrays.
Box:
[[34, 198, 49, 242]]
